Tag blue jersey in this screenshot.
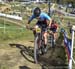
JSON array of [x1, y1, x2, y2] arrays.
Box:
[[29, 12, 51, 22]]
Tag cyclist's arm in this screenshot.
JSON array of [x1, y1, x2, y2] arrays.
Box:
[[49, 18, 52, 27], [26, 15, 35, 28], [43, 13, 52, 27], [27, 15, 35, 24]]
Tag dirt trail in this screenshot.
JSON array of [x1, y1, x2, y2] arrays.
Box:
[[0, 40, 41, 69], [0, 38, 68, 69]]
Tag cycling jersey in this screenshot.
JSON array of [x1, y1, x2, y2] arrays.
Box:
[[51, 23, 58, 29], [29, 12, 51, 22], [50, 23, 58, 33], [28, 12, 51, 32]]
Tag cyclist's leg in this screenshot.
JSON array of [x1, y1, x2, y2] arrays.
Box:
[[54, 32, 58, 41], [43, 32, 48, 46], [52, 28, 58, 44], [41, 24, 48, 52], [53, 33, 56, 43], [40, 22, 48, 52], [43, 31, 48, 53], [41, 23, 48, 46]]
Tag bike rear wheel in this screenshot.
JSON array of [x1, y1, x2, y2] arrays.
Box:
[[48, 34, 55, 48], [20, 47, 34, 63]]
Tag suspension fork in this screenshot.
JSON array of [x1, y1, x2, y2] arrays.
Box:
[[37, 33, 42, 49]]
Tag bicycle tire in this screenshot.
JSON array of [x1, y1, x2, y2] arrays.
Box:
[[48, 34, 54, 48], [20, 49, 34, 63], [34, 36, 39, 64]]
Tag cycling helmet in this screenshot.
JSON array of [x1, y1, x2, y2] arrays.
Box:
[[33, 7, 41, 17], [60, 28, 65, 33]]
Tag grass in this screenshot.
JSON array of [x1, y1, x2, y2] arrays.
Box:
[[0, 28, 34, 42], [0, 64, 9, 69], [0, 18, 34, 43]]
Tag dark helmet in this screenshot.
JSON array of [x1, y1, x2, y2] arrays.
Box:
[[60, 28, 65, 33], [33, 7, 41, 17]]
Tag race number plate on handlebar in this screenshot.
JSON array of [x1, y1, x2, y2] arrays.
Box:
[[36, 28, 41, 33]]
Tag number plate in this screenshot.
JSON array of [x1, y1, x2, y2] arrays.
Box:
[[36, 28, 41, 33]]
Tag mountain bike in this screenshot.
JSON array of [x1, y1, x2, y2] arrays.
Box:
[[29, 26, 47, 64]]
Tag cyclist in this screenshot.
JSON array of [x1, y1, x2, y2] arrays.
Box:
[[50, 19, 59, 45], [26, 7, 52, 52]]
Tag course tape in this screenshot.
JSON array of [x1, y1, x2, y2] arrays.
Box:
[[0, 13, 22, 20]]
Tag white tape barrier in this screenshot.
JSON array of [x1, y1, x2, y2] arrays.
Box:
[[0, 13, 22, 20], [56, 10, 75, 17]]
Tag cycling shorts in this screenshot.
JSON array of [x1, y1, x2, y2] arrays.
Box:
[[50, 23, 58, 33], [50, 28, 57, 33], [36, 20, 47, 32]]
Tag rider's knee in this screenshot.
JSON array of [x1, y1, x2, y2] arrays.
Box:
[[43, 32, 47, 38]]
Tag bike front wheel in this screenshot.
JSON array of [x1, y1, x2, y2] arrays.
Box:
[[34, 36, 39, 64]]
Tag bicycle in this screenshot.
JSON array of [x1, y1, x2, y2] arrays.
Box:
[[29, 26, 47, 64], [29, 26, 56, 63]]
